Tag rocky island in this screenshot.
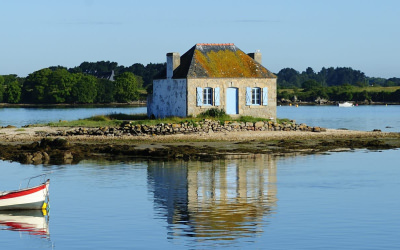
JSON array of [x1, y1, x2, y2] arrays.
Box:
[[1, 122, 399, 165]]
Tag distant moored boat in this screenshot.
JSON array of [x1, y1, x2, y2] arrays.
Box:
[[338, 102, 354, 107]]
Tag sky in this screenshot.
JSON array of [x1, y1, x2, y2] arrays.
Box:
[[1, 0, 399, 78]]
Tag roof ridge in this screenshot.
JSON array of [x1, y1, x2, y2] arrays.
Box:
[[196, 43, 235, 46]]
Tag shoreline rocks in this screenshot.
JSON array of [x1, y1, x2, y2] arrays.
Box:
[[45, 120, 326, 138]]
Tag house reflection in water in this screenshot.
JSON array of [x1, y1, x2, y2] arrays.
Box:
[[147, 155, 277, 241]]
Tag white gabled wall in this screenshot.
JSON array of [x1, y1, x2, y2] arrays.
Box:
[[147, 78, 187, 118]]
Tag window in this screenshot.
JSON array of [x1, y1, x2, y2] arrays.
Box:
[[203, 87, 213, 105], [196, 87, 220, 107], [246, 86, 268, 106], [251, 87, 261, 105]]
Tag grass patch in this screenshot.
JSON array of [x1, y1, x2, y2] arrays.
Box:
[[46, 111, 291, 128], [15, 128, 26, 132]]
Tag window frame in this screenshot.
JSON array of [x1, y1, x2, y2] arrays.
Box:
[[203, 87, 213, 105], [251, 87, 261, 105]]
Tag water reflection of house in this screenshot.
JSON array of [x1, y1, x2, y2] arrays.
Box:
[[147, 155, 277, 241]]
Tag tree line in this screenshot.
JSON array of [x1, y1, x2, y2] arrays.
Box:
[[0, 61, 166, 104], [276, 66, 400, 88], [276, 67, 400, 103], [1, 62, 399, 104]]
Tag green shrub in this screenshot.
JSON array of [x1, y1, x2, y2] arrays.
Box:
[[198, 108, 229, 119]]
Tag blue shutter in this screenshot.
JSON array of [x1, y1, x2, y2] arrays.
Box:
[[214, 87, 220, 106], [262, 87, 268, 106], [196, 87, 203, 106], [246, 87, 251, 105]]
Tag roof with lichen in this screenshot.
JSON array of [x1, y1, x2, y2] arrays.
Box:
[[159, 43, 276, 79]]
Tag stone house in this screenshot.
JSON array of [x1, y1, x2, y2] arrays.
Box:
[[147, 43, 277, 119]]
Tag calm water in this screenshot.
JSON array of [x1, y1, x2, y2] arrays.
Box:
[[0, 105, 399, 249], [0, 105, 399, 132], [0, 106, 147, 127], [1, 150, 399, 249], [278, 105, 400, 132]]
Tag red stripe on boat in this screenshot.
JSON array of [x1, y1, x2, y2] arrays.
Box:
[[0, 183, 47, 200]]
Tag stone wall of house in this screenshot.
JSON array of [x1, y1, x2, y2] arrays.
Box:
[[47, 120, 325, 137], [147, 79, 187, 118], [187, 78, 276, 119]]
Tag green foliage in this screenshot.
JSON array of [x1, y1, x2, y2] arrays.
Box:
[[47, 68, 74, 103], [19, 67, 143, 104], [237, 116, 269, 123], [277, 67, 366, 88], [70, 61, 165, 88], [0, 75, 4, 102], [301, 79, 322, 91], [22, 68, 52, 103], [5, 80, 21, 103], [70, 74, 97, 103], [107, 113, 148, 120], [198, 108, 229, 119], [95, 79, 115, 103], [87, 115, 110, 121], [278, 84, 400, 103], [114, 72, 140, 102]]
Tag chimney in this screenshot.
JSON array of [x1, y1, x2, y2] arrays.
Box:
[[166, 52, 180, 78], [248, 51, 262, 64]]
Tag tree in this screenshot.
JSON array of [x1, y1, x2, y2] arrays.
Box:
[[22, 68, 52, 103], [96, 79, 115, 103], [0, 75, 4, 102], [276, 68, 301, 88], [301, 79, 322, 91], [5, 80, 21, 103], [385, 77, 400, 86], [47, 68, 75, 103], [114, 72, 140, 102], [70, 74, 97, 103], [71, 61, 118, 77]]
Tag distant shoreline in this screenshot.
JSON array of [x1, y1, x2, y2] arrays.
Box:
[[0, 101, 399, 109], [0, 102, 146, 108]]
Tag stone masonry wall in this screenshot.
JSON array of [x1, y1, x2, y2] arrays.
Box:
[[48, 120, 325, 137], [187, 78, 276, 119]]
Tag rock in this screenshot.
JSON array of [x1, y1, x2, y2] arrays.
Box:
[[254, 121, 264, 128], [42, 152, 50, 161], [313, 127, 321, 132], [19, 153, 33, 163], [31, 151, 43, 162], [64, 151, 73, 160]]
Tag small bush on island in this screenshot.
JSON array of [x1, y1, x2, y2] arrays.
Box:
[[198, 108, 229, 119]]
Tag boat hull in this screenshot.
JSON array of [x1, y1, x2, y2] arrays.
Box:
[[338, 102, 354, 107], [0, 180, 49, 210]]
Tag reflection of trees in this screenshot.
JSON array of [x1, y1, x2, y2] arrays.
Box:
[[147, 155, 277, 242]]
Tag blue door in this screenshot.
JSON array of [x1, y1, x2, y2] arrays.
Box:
[[226, 87, 238, 114]]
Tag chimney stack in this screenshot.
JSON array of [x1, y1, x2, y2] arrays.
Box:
[[248, 51, 262, 64], [166, 52, 180, 78]]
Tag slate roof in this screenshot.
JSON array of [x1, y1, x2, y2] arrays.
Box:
[[166, 43, 276, 79]]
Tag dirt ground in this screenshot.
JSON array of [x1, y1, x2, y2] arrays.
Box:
[[1, 126, 398, 143]]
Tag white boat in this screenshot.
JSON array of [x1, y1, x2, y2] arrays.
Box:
[[0, 175, 50, 210], [338, 102, 354, 107]]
